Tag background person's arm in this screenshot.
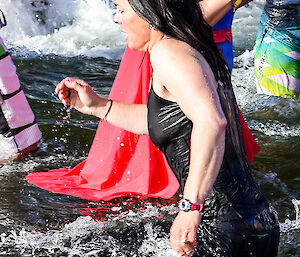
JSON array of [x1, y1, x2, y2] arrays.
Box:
[[199, 0, 254, 26]]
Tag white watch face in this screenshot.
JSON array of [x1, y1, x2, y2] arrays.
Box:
[[179, 199, 191, 211]]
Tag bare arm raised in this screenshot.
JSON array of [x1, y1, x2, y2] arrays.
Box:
[[199, 0, 254, 26]]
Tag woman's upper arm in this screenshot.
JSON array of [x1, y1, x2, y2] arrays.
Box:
[[150, 41, 226, 124]]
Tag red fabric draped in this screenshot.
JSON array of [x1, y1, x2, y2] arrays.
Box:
[[27, 47, 259, 201]]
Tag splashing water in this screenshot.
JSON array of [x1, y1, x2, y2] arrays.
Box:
[[0, 199, 299, 256], [281, 199, 300, 233], [0, 0, 126, 58], [58, 105, 72, 123], [0, 203, 179, 257]]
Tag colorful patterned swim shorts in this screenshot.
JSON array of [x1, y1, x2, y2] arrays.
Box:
[[254, 7, 300, 98]]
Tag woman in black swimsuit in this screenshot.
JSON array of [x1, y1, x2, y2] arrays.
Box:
[[56, 0, 280, 256]]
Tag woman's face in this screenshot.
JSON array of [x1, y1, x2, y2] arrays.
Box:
[[114, 0, 150, 51]]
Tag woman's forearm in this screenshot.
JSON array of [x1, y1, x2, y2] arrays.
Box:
[[94, 100, 149, 135], [183, 117, 226, 204]]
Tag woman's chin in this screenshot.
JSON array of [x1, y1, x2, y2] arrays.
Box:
[[126, 38, 146, 51], [127, 43, 143, 52]]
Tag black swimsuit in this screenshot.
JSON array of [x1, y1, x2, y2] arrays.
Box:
[[147, 83, 280, 256]]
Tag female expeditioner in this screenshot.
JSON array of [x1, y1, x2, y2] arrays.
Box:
[[56, 0, 280, 256]]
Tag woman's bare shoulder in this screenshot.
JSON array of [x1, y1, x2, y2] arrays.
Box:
[[150, 38, 190, 61], [150, 38, 211, 78]]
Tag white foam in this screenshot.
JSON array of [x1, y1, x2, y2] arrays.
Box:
[[232, 0, 264, 49], [0, 0, 126, 58], [0, 135, 18, 161], [280, 199, 300, 233], [248, 120, 300, 138]]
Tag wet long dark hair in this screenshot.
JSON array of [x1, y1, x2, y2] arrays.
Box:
[[128, 0, 232, 87], [128, 0, 253, 169]]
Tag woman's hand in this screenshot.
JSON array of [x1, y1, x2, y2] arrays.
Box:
[[170, 211, 202, 256], [56, 77, 106, 117]]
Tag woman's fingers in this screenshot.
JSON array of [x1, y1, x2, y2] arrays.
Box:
[[170, 210, 202, 257], [170, 229, 196, 256], [187, 230, 197, 247], [56, 77, 99, 115], [56, 79, 70, 104], [56, 77, 81, 94], [55, 77, 71, 94], [73, 78, 89, 87], [56, 77, 88, 106]]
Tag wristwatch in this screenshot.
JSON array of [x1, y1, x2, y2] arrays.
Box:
[[178, 198, 203, 212]]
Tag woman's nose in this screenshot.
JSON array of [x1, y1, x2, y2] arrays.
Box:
[[113, 10, 121, 24]]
